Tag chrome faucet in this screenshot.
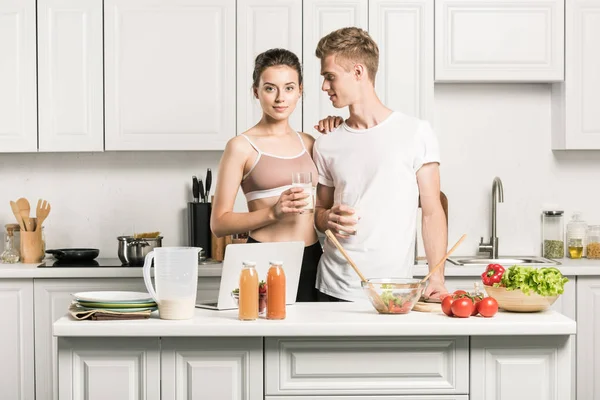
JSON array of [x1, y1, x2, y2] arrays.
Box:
[[478, 177, 504, 259]]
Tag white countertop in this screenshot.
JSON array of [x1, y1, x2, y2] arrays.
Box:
[[4, 256, 600, 279], [0, 260, 222, 278], [53, 302, 576, 338]]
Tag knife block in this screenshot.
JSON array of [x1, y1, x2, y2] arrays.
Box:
[[188, 202, 212, 258], [20, 230, 44, 263]]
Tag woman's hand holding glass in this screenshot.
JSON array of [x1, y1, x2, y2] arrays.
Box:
[[272, 187, 309, 220]]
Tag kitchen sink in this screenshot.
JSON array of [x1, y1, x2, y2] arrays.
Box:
[[448, 256, 559, 266]]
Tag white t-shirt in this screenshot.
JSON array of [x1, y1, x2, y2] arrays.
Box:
[[313, 111, 440, 301]]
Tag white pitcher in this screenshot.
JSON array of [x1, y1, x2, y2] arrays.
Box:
[[143, 247, 201, 320]]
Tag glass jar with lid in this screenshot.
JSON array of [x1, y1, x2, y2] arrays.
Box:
[[542, 210, 564, 259], [566, 212, 587, 259], [1, 224, 21, 264], [587, 225, 600, 259]]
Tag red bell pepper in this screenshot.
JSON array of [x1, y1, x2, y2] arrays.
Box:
[[481, 264, 505, 286]]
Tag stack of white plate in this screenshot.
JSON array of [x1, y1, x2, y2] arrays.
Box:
[[71, 291, 157, 312]]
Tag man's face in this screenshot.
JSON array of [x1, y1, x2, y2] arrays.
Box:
[[320, 55, 358, 108], [254, 65, 302, 122]]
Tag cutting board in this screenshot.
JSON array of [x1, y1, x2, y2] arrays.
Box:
[[413, 301, 442, 313]]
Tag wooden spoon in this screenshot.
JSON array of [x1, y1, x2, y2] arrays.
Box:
[[9, 201, 26, 231], [324, 230, 388, 312], [16, 198, 31, 231]]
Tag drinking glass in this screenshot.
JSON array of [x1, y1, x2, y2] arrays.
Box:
[[291, 172, 314, 213], [334, 190, 361, 236]]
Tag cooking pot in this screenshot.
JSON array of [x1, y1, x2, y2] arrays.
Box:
[[117, 236, 163, 266]]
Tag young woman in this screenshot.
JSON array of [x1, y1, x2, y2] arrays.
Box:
[[211, 49, 321, 302]]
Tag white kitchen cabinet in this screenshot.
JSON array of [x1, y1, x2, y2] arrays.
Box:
[[162, 337, 263, 399], [302, 0, 368, 136], [471, 335, 572, 400], [551, 275, 576, 320], [34, 278, 148, 400], [552, 0, 600, 150], [0, 280, 34, 400], [265, 336, 469, 395], [104, 0, 235, 151], [577, 277, 600, 400], [369, 0, 434, 124], [57, 337, 160, 400], [0, 0, 37, 152], [37, 0, 103, 152], [237, 0, 302, 133], [435, 0, 564, 82]]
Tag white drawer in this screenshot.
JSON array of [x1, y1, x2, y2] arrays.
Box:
[[265, 336, 469, 396]]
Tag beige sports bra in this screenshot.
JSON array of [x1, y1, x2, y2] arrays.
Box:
[[240, 132, 318, 202]]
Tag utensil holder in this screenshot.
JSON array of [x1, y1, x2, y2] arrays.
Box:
[[20, 230, 44, 263], [188, 202, 211, 258]]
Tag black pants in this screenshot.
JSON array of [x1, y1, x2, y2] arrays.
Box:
[[317, 291, 349, 302], [247, 237, 322, 302]]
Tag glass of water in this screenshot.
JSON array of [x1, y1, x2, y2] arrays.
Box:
[[334, 190, 360, 236], [291, 172, 314, 213]]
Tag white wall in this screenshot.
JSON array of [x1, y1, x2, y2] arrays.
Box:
[[1, 83, 600, 258], [436, 83, 600, 256]]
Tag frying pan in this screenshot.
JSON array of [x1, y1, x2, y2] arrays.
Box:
[[46, 248, 100, 261]]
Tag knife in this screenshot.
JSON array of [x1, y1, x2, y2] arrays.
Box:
[[192, 176, 199, 203], [199, 178, 206, 203], [205, 168, 212, 203]]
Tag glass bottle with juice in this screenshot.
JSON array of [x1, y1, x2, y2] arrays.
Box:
[[239, 261, 259, 320], [267, 261, 286, 320]]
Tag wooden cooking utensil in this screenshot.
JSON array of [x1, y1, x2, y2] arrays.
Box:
[[17, 197, 31, 231], [324, 230, 388, 312], [10, 201, 26, 231], [35, 199, 51, 232], [419, 234, 467, 285]]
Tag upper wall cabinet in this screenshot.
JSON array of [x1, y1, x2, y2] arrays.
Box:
[[0, 0, 37, 153], [37, 0, 104, 152], [435, 0, 565, 82], [552, 0, 600, 150], [237, 0, 302, 134], [302, 0, 368, 136], [104, 0, 235, 151], [370, 0, 434, 124]]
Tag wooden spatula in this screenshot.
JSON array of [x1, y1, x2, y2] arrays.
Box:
[[35, 199, 51, 232], [10, 201, 26, 231], [325, 230, 388, 313], [16, 197, 31, 231]]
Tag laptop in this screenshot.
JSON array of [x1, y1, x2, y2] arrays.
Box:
[[196, 241, 305, 310]]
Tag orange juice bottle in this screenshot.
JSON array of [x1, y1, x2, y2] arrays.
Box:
[[239, 261, 258, 320], [267, 261, 286, 320]]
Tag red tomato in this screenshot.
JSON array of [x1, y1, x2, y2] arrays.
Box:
[[442, 296, 455, 316], [451, 298, 474, 318], [471, 296, 482, 316], [477, 297, 499, 318], [453, 290, 467, 296]]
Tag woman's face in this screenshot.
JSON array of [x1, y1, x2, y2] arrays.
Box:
[[254, 65, 302, 122]]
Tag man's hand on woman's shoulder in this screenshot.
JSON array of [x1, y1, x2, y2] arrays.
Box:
[[314, 116, 344, 134]]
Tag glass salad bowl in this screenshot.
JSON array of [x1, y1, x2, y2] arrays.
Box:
[[361, 278, 425, 314]]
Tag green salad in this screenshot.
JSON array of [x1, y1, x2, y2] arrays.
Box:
[[495, 266, 568, 296]]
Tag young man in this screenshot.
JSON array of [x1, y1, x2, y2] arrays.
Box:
[[312, 27, 448, 302]]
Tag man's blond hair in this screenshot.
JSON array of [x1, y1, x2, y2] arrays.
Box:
[[315, 27, 379, 83]]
